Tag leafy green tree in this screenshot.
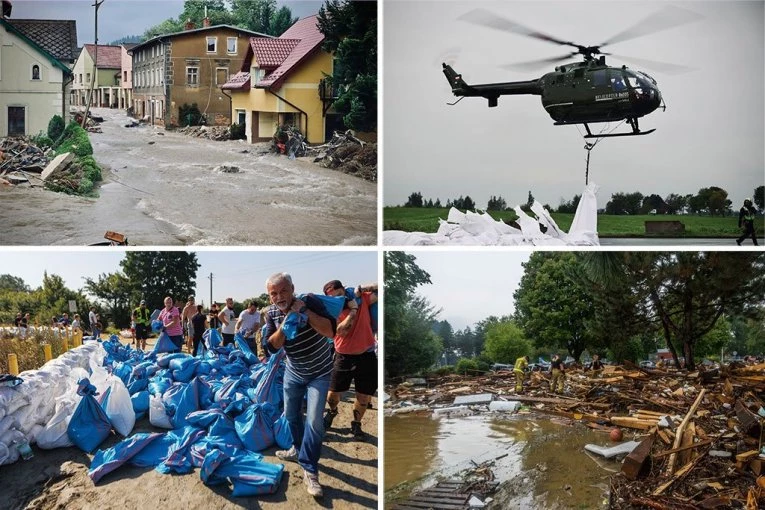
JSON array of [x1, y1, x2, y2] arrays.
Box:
[[434, 320, 455, 355], [695, 315, 733, 358], [753, 185, 764, 211], [120, 252, 200, 312], [38, 272, 92, 326], [641, 194, 667, 214], [455, 358, 479, 375], [482, 320, 531, 363], [556, 194, 581, 214], [605, 191, 643, 215], [405, 192, 423, 208], [514, 253, 594, 361], [580, 252, 765, 370], [454, 326, 476, 357], [83, 272, 134, 329], [664, 193, 687, 214], [317, 0, 376, 132], [0, 274, 29, 293]]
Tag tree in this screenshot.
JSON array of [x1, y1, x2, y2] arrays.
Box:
[[514, 253, 594, 361], [405, 192, 423, 208], [317, 0, 376, 132], [605, 191, 643, 215], [434, 198, 442, 208], [119, 252, 200, 311], [557, 194, 581, 214], [526, 191, 535, 208], [384, 252, 442, 378], [579, 252, 765, 370], [664, 193, 687, 214], [270, 5, 298, 35], [487, 195, 507, 211], [38, 272, 92, 327], [454, 326, 476, 358], [83, 272, 134, 329], [641, 194, 667, 214], [434, 320, 455, 355], [462, 195, 475, 210], [482, 320, 531, 363], [0, 274, 29, 293], [231, 0, 297, 36], [753, 185, 764, 211]]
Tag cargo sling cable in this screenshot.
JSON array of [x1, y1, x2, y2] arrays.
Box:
[[577, 120, 626, 185]]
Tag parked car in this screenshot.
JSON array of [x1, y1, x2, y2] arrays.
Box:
[[491, 363, 514, 372], [639, 360, 656, 369]]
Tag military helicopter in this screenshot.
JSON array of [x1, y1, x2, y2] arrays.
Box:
[[442, 7, 700, 138]]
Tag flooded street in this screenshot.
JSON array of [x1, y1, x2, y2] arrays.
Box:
[[0, 108, 377, 245], [385, 413, 614, 509]]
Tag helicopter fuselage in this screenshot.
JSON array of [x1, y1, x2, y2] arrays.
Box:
[[539, 61, 662, 124]]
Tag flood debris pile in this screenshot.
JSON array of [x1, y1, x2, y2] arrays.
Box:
[[1, 332, 294, 497], [71, 110, 104, 133], [386, 359, 765, 509], [176, 125, 230, 141], [0, 138, 53, 185], [308, 131, 377, 182]]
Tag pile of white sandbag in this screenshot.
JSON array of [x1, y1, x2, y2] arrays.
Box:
[[0, 342, 106, 465], [384, 183, 600, 246]]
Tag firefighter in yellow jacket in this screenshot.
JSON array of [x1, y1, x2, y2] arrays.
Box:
[[550, 354, 566, 394], [514, 355, 530, 393]]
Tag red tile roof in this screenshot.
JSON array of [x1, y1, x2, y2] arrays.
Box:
[[221, 71, 251, 91], [255, 15, 325, 89], [8, 19, 78, 63], [251, 38, 300, 69], [82, 44, 122, 69]]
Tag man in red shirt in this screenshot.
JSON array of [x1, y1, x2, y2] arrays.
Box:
[[322, 280, 378, 439]]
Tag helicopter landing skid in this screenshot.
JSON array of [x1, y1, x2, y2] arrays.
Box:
[[580, 120, 655, 139]]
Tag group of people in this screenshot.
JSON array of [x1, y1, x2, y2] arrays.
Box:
[[131, 272, 378, 498], [12, 311, 87, 337], [513, 353, 605, 394]]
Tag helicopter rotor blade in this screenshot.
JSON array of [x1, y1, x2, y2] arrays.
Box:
[[601, 6, 703, 47], [609, 53, 696, 75], [458, 8, 579, 49], [500, 53, 579, 71]]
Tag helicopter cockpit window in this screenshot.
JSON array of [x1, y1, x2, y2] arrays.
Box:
[[592, 70, 607, 87], [610, 75, 627, 91], [637, 71, 657, 85]]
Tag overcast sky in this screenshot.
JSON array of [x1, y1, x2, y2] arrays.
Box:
[[11, 0, 324, 44], [384, 1, 764, 210], [0, 250, 377, 308], [405, 250, 530, 330]]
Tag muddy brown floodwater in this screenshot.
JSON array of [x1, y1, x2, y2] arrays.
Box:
[[0, 108, 377, 246], [385, 413, 617, 509]]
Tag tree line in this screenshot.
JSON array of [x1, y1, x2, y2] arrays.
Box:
[[384, 252, 765, 379], [399, 185, 765, 215]]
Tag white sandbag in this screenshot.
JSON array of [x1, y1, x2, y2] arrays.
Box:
[[27, 423, 44, 445], [0, 441, 18, 465], [103, 376, 135, 436], [0, 414, 20, 437], [0, 428, 25, 447], [149, 394, 172, 429], [0, 407, 5, 421], [0, 387, 29, 415], [0, 442, 8, 465], [89, 359, 110, 396], [37, 396, 79, 449]]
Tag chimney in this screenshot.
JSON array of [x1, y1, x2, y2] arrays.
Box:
[[2, 0, 12, 19], [184, 18, 195, 31], [203, 17, 211, 28]]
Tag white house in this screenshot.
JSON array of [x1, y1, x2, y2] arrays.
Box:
[[0, 14, 73, 137]]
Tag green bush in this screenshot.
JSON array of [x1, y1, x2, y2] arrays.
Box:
[[83, 165, 101, 183], [77, 177, 93, 195], [429, 365, 454, 377], [55, 122, 93, 157], [179, 103, 203, 127], [30, 132, 53, 148], [47, 115, 65, 141], [230, 122, 246, 140], [455, 358, 479, 375]]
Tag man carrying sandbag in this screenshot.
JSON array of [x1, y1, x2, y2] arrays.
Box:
[[263, 272, 336, 498]]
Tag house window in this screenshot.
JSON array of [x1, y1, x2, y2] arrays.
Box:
[[86, 72, 91, 83], [79, 73, 83, 84], [123, 70, 127, 82], [206, 37, 217, 53], [186, 66, 199, 86], [236, 109, 245, 125], [8, 106, 25, 136], [227, 37, 237, 54], [250, 66, 265, 82], [216, 67, 228, 85]]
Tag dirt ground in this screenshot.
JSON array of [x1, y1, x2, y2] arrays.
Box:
[[1, 334, 378, 509], [2, 395, 377, 510]]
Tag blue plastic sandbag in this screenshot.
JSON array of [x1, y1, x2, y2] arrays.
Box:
[[127, 377, 149, 394], [151, 319, 163, 333], [273, 413, 292, 450], [252, 349, 286, 410], [131, 390, 150, 414], [147, 377, 172, 396], [153, 332, 178, 354], [234, 333, 259, 365], [204, 328, 222, 349], [186, 409, 243, 449], [310, 294, 346, 319], [200, 449, 284, 496], [89, 432, 164, 483], [234, 402, 278, 453], [162, 379, 201, 429], [171, 357, 199, 383], [281, 312, 307, 341], [67, 378, 113, 453]]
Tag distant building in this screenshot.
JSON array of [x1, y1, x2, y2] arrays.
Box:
[[71, 44, 122, 108], [223, 15, 335, 144], [0, 6, 74, 136], [129, 18, 270, 126], [119, 43, 136, 109]]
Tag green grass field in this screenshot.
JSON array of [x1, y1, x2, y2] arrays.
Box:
[[383, 207, 764, 237]]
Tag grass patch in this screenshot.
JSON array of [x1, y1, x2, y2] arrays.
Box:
[[383, 207, 763, 237], [0, 329, 69, 373]]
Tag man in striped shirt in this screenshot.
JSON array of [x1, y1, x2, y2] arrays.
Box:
[[264, 272, 336, 498]]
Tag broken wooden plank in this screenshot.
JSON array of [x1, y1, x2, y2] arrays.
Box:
[[622, 435, 655, 480], [609, 416, 656, 430], [666, 389, 706, 476], [40, 152, 73, 181], [653, 439, 713, 458]]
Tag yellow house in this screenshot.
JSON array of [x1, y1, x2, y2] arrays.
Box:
[[222, 15, 332, 144]]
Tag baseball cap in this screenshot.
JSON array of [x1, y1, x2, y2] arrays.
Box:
[[140, 299, 146, 304]]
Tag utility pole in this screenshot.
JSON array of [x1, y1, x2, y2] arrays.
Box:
[[208, 273, 214, 308], [82, 0, 104, 127]]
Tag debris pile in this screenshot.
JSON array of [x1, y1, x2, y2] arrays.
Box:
[[71, 110, 103, 133], [176, 125, 230, 141], [0, 138, 53, 185], [309, 131, 377, 182], [386, 359, 765, 508]]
